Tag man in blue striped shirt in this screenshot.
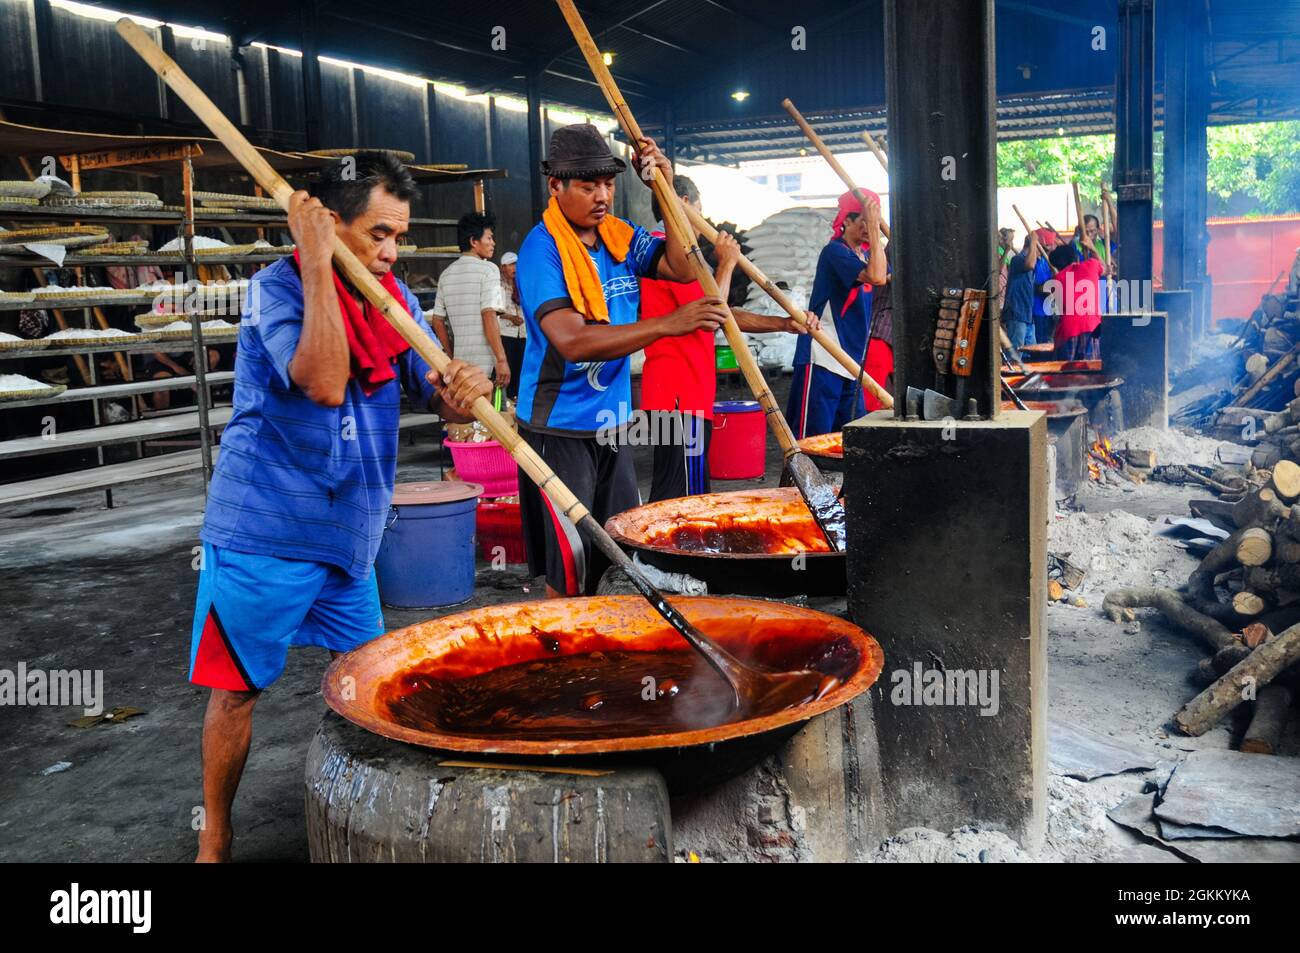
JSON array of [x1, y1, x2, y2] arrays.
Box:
[[189, 153, 490, 862]]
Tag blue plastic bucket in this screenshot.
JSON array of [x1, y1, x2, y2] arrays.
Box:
[[376, 481, 483, 608]]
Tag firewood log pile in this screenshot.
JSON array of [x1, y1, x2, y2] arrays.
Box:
[[1174, 249, 1300, 428], [1104, 450, 1300, 747]]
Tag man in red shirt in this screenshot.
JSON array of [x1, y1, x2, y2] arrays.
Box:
[[639, 175, 817, 501], [1052, 250, 1105, 360]]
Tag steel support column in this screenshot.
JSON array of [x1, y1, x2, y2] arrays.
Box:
[[1187, 12, 1212, 332], [884, 0, 998, 419], [526, 69, 546, 224], [1115, 0, 1155, 282], [663, 102, 677, 167], [1161, 0, 1187, 292], [300, 6, 325, 151]]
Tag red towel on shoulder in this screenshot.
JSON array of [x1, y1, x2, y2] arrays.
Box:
[[293, 249, 412, 396]]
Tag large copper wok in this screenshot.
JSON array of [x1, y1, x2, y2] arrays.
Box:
[[605, 488, 846, 596], [323, 596, 883, 792], [796, 400, 1086, 469]]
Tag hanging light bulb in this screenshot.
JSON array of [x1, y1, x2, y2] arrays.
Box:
[[731, 90, 750, 102], [602, 51, 615, 66]]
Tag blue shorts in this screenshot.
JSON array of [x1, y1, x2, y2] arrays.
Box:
[[188, 543, 385, 691]]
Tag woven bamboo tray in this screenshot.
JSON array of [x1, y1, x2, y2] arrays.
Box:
[[0, 336, 48, 351], [158, 243, 267, 257], [0, 196, 39, 206], [0, 224, 108, 243], [0, 234, 112, 253], [33, 287, 142, 300], [307, 147, 416, 162], [79, 241, 152, 256], [161, 205, 240, 217], [152, 323, 240, 342], [193, 191, 281, 211], [77, 190, 160, 201], [0, 382, 65, 401], [44, 191, 162, 209], [0, 180, 48, 199], [134, 310, 240, 329], [0, 292, 37, 304]]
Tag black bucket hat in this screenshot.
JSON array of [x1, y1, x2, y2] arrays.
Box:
[[541, 123, 627, 179]]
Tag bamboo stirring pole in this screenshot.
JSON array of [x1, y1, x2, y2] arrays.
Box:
[[1100, 183, 1114, 311], [680, 204, 893, 409], [553, 0, 847, 552], [782, 98, 891, 240], [1071, 181, 1101, 260], [1012, 204, 1040, 259], [113, 16, 826, 705], [860, 131, 889, 173]]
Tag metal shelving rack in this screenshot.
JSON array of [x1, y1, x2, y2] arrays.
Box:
[[0, 128, 504, 508]]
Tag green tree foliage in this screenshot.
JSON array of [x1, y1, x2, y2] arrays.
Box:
[[996, 121, 1300, 217]]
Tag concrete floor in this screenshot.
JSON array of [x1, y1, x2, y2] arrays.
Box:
[[2, 372, 1261, 862], [0, 373, 783, 862]]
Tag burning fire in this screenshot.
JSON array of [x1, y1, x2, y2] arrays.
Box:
[[1087, 433, 1124, 481]]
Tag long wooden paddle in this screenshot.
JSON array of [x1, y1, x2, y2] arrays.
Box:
[[680, 204, 893, 409], [114, 16, 826, 711], [554, 0, 847, 553], [860, 131, 890, 173], [782, 98, 891, 241]]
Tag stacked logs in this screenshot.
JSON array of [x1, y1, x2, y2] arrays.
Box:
[[1188, 277, 1300, 429], [1104, 461, 1300, 749]]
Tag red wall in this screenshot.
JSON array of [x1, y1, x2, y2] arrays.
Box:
[[1154, 216, 1300, 323]]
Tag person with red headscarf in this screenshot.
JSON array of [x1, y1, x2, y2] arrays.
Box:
[[786, 189, 888, 437]]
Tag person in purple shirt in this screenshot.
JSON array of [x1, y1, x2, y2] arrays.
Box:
[[189, 153, 491, 862]]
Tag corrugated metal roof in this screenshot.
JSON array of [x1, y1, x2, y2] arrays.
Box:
[[25, 0, 1300, 162]]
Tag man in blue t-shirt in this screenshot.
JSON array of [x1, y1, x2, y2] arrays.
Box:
[[189, 153, 491, 862], [787, 190, 887, 438], [1006, 228, 1054, 356], [515, 123, 727, 597]]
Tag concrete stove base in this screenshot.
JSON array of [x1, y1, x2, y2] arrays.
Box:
[[842, 410, 1048, 849]]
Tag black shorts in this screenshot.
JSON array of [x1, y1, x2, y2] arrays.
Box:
[[517, 426, 641, 596], [648, 411, 712, 503]]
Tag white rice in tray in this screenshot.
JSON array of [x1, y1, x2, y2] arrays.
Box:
[[0, 373, 55, 392], [153, 319, 240, 339], [43, 327, 138, 340]]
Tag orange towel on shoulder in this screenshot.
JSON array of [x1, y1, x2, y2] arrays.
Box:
[[542, 196, 634, 323]]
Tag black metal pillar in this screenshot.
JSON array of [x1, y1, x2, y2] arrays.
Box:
[[1187, 13, 1211, 333], [884, 0, 998, 418], [1115, 0, 1155, 282], [526, 69, 545, 223], [300, 6, 325, 151], [663, 103, 677, 167], [31, 0, 57, 103], [1161, 0, 1187, 291], [352, 68, 368, 146]]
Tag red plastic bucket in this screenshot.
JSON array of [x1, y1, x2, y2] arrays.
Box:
[[476, 500, 527, 565], [708, 400, 766, 480]]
